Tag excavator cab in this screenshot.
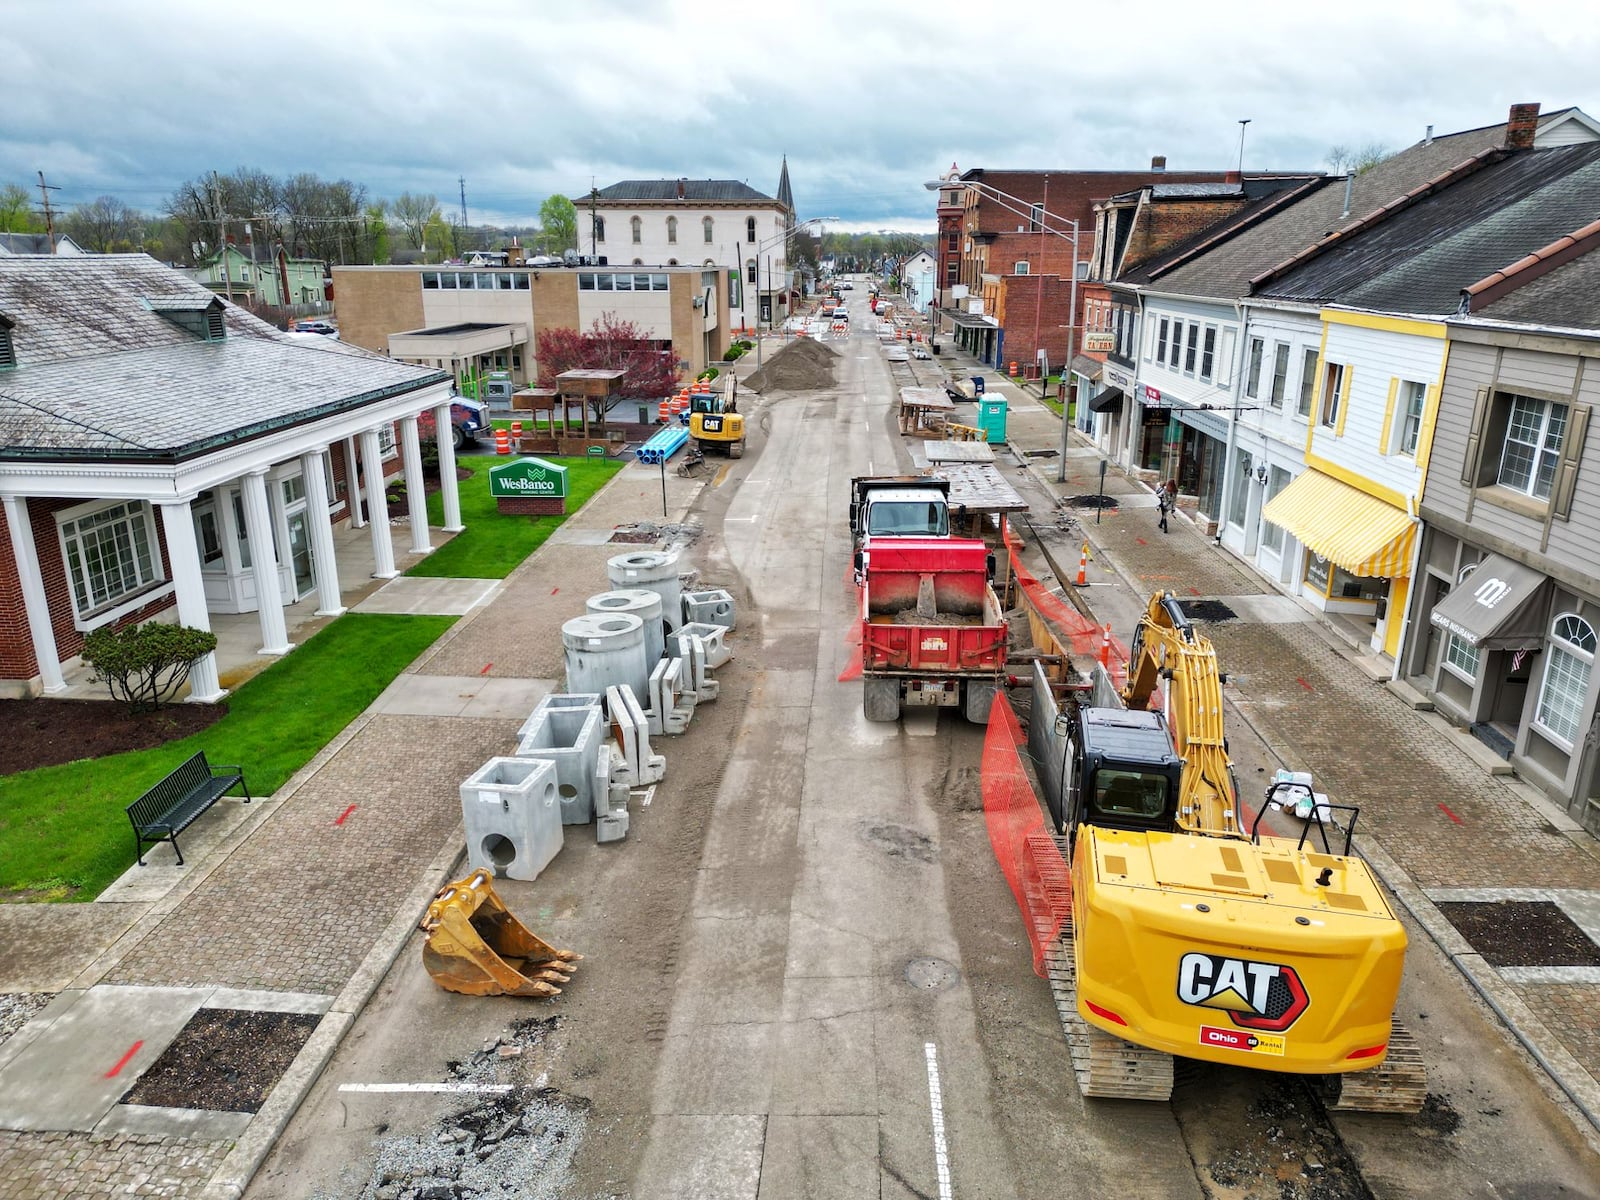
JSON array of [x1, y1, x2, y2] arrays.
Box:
[[688, 386, 745, 457], [1052, 705, 1183, 841]]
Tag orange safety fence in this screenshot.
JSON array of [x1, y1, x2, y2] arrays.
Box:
[[982, 692, 1071, 976], [1004, 525, 1131, 696]]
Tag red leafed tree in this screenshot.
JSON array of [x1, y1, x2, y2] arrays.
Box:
[[535, 313, 679, 399]]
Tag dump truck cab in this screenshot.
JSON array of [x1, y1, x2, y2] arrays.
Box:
[[849, 475, 951, 549]]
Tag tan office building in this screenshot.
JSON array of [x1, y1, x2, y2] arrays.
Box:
[[332, 263, 732, 395]]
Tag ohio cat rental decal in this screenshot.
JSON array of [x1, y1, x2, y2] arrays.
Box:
[[1178, 951, 1309, 1054]]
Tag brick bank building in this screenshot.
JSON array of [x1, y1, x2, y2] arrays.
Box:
[[0, 255, 463, 700]]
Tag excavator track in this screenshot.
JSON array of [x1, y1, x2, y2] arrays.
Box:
[[1325, 1023, 1428, 1114], [1029, 832, 1173, 1101]]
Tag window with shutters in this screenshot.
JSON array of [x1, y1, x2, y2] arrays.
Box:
[[1464, 387, 1590, 519], [1395, 380, 1427, 456], [1320, 362, 1346, 429], [1533, 613, 1595, 747]]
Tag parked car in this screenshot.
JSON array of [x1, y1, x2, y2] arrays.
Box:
[[294, 319, 338, 336]]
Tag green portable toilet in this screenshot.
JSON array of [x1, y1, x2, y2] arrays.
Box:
[[978, 395, 1009, 444]]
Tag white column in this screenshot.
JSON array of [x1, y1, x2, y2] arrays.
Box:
[[300, 449, 345, 617], [2, 496, 67, 694], [360, 427, 397, 579], [240, 468, 292, 655], [157, 497, 226, 702], [399, 415, 432, 555], [343, 437, 365, 528], [433, 400, 464, 533]]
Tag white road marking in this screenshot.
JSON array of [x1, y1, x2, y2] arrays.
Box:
[[337, 1083, 514, 1094], [924, 1041, 954, 1200]]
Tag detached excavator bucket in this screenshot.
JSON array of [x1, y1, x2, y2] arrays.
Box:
[[420, 868, 582, 998]]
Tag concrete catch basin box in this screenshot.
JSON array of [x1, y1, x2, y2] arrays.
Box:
[[460, 756, 564, 882]]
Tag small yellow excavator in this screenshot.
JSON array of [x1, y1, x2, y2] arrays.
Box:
[[1041, 592, 1424, 1110], [420, 868, 581, 998], [688, 377, 745, 458]]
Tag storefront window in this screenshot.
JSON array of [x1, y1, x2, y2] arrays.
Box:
[[1305, 552, 1385, 601], [1260, 467, 1290, 553], [1306, 552, 1331, 593], [1227, 449, 1251, 527]]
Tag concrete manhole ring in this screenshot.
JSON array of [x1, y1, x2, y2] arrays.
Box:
[[904, 956, 959, 992]]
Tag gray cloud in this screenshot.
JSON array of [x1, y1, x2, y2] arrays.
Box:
[[2, 0, 1596, 234]]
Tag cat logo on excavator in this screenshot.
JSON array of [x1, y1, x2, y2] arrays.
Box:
[[1176, 952, 1309, 1032]]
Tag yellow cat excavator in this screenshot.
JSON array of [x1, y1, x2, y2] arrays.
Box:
[[688, 377, 745, 458], [1040, 592, 1425, 1110]]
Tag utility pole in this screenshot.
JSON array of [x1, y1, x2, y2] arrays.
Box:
[[1237, 119, 1252, 175], [35, 172, 59, 251], [588, 185, 599, 258], [458, 176, 469, 232]]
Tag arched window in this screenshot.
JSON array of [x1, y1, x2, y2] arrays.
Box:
[[703, 216, 714, 244], [666, 216, 678, 244], [593, 216, 605, 243], [632, 258, 643, 266], [746, 259, 756, 290], [1535, 612, 1596, 746], [746, 217, 757, 243], [668, 258, 678, 266], [630, 216, 642, 244]]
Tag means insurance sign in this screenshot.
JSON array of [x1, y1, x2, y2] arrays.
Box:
[[489, 456, 569, 500]]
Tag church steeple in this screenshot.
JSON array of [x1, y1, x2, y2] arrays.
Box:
[[776, 156, 794, 218]]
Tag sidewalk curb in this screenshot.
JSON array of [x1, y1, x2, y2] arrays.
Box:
[[1011, 420, 1600, 1148]]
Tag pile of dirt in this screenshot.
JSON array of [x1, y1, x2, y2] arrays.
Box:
[[743, 337, 838, 393]]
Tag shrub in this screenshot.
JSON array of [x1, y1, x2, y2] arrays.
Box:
[[83, 622, 220, 714], [722, 345, 744, 362]]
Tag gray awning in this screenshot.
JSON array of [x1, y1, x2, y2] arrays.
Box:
[[1428, 554, 1549, 649], [1088, 385, 1125, 414]]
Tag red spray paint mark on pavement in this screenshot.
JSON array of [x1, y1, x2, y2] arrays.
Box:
[[105, 1041, 143, 1079], [1136, 537, 1147, 546], [1297, 677, 1313, 691], [334, 805, 357, 826], [551, 587, 559, 594], [480, 662, 493, 675], [1189, 587, 1200, 595], [1438, 803, 1464, 825]]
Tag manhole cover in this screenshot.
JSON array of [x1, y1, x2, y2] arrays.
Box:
[[1182, 600, 1238, 623], [1435, 900, 1600, 967], [905, 957, 959, 991], [1063, 494, 1119, 510]]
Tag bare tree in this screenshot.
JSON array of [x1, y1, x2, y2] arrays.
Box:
[[63, 196, 143, 252], [1327, 142, 1392, 176], [392, 192, 440, 251]]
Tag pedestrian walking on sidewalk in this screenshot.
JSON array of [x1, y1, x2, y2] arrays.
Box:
[[1157, 479, 1176, 533]]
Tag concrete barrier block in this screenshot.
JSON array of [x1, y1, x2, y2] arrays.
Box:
[[606, 684, 666, 786], [594, 747, 630, 844], [459, 757, 564, 881], [670, 622, 731, 668], [682, 588, 736, 631], [648, 657, 694, 736]]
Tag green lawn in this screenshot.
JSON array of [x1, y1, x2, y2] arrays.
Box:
[[407, 456, 623, 579], [0, 613, 454, 902]]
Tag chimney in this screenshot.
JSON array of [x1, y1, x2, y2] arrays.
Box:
[[1151, 155, 1167, 172], [677, 177, 686, 198], [1224, 170, 1242, 184], [1424, 124, 1434, 146], [1505, 102, 1541, 151]]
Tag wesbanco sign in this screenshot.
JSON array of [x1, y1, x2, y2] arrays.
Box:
[[489, 456, 569, 499]]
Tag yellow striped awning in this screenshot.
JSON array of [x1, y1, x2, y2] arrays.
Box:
[[1261, 469, 1416, 578]]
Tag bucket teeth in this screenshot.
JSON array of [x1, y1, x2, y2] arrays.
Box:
[[421, 870, 583, 999]]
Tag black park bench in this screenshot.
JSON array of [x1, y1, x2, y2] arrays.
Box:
[[126, 751, 251, 866]]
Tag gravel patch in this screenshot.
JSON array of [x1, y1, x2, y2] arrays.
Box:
[[0, 992, 53, 1050]]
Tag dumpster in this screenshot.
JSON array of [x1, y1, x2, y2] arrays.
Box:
[[978, 395, 1008, 444]]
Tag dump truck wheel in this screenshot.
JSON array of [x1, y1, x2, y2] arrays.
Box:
[[863, 678, 901, 722]]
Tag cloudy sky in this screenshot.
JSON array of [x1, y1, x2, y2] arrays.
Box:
[[4, 0, 1596, 234]]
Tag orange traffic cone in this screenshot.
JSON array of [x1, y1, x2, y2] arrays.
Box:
[[494, 428, 511, 456], [1100, 623, 1112, 666], [1074, 542, 1089, 588]]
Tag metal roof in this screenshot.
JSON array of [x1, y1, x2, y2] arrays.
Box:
[[0, 254, 445, 462], [1255, 144, 1600, 313], [594, 179, 777, 204]]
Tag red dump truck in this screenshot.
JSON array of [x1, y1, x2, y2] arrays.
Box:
[[855, 529, 1008, 724]]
